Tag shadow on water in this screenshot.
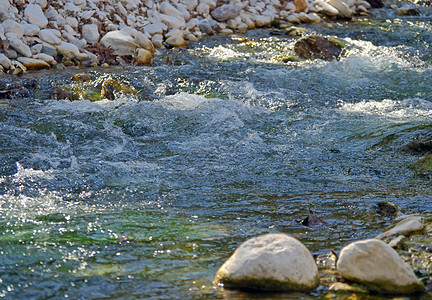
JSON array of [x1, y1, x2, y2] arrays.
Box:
[[1, 9, 432, 299]]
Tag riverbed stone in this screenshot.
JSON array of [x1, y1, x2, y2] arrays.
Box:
[[337, 239, 425, 294], [294, 35, 345, 61], [165, 34, 188, 48], [24, 4, 48, 28], [377, 215, 424, 239], [0, 53, 11, 69], [133, 48, 153, 66], [17, 57, 50, 70], [9, 38, 32, 57], [328, 0, 353, 18], [100, 30, 138, 56], [3, 20, 24, 39], [214, 233, 319, 291], [21, 23, 40, 37], [211, 4, 241, 22], [82, 24, 99, 44], [39, 29, 62, 45], [33, 53, 55, 64], [57, 41, 80, 59], [132, 30, 155, 55]]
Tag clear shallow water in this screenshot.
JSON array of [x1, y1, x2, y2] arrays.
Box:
[[1, 9, 432, 299]]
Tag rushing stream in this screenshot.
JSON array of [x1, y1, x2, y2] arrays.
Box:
[[1, 6, 432, 299]]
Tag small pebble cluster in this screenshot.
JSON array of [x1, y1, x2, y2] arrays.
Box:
[[0, 0, 372, 74]]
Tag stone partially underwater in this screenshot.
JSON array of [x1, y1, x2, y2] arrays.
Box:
[[214, 233, 320, 291]]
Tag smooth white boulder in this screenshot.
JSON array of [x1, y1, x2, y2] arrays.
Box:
[[337, 239, 424, 294], [24, 4, 48, 28], [100, 30, 138, 56], [214, 233, 319, 291]]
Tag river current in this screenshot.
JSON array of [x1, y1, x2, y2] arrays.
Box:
[[1, 6, 432, 299]]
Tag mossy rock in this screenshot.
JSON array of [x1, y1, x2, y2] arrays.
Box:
[[410, 154, 432, 178], [274, 54, 304, 63]]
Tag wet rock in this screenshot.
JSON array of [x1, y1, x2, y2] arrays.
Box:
[[337, 239, 425, 294], [400, 140, 432, 155], [133, 48, 153, 66], [376, 201, 400, 216], [24, 4, 48, 28], [299, 210, 326, 226], [395, 6, 421, 16], [100, 30, 138, 56], [328, 282, 369, 293], [211, 4, 241, 22], [214, 233, 319, 291], [17, 57, 50, 70], [294, 35, 345, 61], [100, 77, 138, 100], [71, 73, 92, 82], [366, 0, 384, 8], [377, 215, 424, 239]]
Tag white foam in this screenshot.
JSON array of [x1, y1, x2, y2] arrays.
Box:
[[339, 98, 432, 119]]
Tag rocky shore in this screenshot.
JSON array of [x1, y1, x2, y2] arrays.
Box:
[[215, 212, 432, 297], [0, 0, 376, 74]]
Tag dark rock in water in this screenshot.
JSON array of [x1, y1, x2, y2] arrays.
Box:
[[377, 201, 399, 216], [299, 210, 326, 226], [365, 0, 384, 8], [400, 140, 432, 155], [294, 35, 345, 61], [395, 7, 421, 16]]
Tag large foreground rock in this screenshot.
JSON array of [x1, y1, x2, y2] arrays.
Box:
[[214, 233, 319, 291], [337, 239, 425, 294], [294, 35, 345, 61]]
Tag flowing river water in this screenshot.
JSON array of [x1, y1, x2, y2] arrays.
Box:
[[1, 6, 432, 299]]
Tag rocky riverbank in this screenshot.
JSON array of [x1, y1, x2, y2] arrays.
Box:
[[0, 0, 379, 74], [215, 213, 432, 298]]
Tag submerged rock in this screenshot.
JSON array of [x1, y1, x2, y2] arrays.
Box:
[[337, 239, 425, 294], [214, 233, 319, 292], [376, 201, 401, 216], [294, 35, 345, 61]]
